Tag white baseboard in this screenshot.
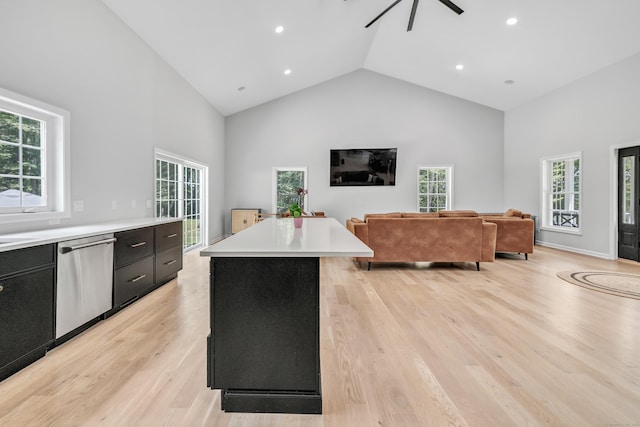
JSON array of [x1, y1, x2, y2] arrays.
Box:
[[535, 241, 613, 260]]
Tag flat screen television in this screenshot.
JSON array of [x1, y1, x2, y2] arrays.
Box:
[[330, 148, 397, 186]]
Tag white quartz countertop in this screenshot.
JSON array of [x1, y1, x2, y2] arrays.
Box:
[[0, 217, 182, 252], [200, 217, 373, 258]]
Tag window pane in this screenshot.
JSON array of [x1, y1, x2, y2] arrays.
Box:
[[277, 170, 305, 212], [22, 178, 42, 206], [22, 117, 42, 147], [0, 111, 19, 143], [0, 143, 19, 175], [623, 156, 634, 225], [22, 146, 41, 176], [0, 177, 20, 207]]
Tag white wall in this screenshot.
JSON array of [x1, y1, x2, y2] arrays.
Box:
[[505, 52, 640, 258], [0, 0, 226, 243], [225, 70, 504, 232]]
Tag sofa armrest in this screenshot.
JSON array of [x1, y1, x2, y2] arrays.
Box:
[[346, 219, 369, 245], [481, 221, 497, 262], [483, 218, 534, 254]]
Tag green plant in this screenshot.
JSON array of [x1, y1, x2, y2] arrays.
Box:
[[289, 202, 303, 218], [289, 187, 308, 217]]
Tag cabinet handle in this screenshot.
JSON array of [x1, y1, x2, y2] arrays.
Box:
[[129, 274, 146, 283], [166, 233, 178, 238], [129, 242, 146, 248], [164, 259, 177, 266]]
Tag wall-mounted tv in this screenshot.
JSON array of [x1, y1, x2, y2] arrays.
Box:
[[330, 148, 397, 186]]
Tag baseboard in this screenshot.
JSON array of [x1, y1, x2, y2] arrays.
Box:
[[535, 241, 613, 260], [208, 235, 226, 245]]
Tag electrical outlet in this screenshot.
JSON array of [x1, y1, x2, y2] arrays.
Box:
[[131, 199, 137, 209], [111, 200, 118, 210], [146, 199, 152, 209], [73, 200, 84, 212]]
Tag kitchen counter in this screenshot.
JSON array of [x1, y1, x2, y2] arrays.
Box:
[[200, 217, 373, 258], [200, 217, 372, 414], [0, 217, 183, 252]]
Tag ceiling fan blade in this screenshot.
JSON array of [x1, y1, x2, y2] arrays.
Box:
[[438, 0, 464, 15], [407, 0, 419, 31], [365, 0, 404, 28]]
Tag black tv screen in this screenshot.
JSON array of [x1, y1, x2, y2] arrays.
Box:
[[330, 148, 397, 186]]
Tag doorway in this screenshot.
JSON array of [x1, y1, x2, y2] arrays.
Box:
[[618, 146, 640, 261]]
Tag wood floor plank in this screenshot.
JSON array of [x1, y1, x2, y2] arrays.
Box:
[[1, 245, 639, 426]]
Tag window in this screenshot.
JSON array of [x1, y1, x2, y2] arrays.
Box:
[[541, 152, 581, 233], [0, 88, 69, 222], [417, 166, 452, 212], [272, 167, 307, 214], [155, 149, 208, 252]]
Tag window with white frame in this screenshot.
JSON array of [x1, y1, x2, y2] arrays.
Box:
[[417, 166, 452, 212], [541, 152, 581, 233], [0, 88, 69, 221], [155, 150, 208, 251], [272, 167, 307, 214]]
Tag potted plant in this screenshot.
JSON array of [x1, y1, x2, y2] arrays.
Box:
[[289, 187, 307, 228]]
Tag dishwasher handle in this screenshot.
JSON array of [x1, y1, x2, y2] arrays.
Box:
[[60, 237, 117, 254]]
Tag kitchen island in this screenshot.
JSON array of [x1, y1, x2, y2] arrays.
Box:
[[200, 217, 372, 414]]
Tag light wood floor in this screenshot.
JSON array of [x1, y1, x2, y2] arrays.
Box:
[[1, 246, 639, 426]]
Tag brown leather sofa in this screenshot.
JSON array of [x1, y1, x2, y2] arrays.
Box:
[[346, 211, 497, 271], [478, 209, 534, 259]]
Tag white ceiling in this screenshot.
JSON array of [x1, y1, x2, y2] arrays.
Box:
[[101, 0, 640, 116]]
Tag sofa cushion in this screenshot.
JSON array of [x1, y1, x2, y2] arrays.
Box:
[[438, 210, 478, 218], [503, 208, 523, 218], [364, 213, 402, 221], [401, 212, 439, 218]]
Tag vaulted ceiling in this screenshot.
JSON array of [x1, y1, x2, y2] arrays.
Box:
[[101, 0, 640, 116]]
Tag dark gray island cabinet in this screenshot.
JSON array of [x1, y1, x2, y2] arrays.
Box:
[[200, 217, 372, 414]]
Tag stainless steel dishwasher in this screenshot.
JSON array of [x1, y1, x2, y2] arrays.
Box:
[[56, 234, 116, 339]]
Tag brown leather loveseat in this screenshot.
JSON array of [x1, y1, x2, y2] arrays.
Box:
[[346, 211, 497, 271]]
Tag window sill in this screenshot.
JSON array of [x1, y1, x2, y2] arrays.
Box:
[[540, 226, 582, 236], [0, 210, 70, 225]]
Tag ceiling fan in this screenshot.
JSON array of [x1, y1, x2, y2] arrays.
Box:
[[365, 0, 464, 31]]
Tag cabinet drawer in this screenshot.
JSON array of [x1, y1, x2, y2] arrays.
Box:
[[0, 244, 55, 278], [156, 221, 182, 253], [114, 227, 154, 268], [114, 256, 154, 306], [156, 246, 183, 281]]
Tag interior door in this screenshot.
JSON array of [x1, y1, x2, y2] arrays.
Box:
[[618, 147, 640, 261]]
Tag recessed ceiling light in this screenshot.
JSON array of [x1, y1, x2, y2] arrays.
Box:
[[455, 64, 464, 70], [275, 26, 284, 34], [506, 17, 518, 26], [237, 86, 246, 91], [504, 79, 515, 85], [284, 69, 292, 75]]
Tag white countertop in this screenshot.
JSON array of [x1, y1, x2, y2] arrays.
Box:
[[0, 217, 182, 252], [200, 217, 373, 258]]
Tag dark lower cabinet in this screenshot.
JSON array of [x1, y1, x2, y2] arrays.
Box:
[[0, 244, 55, 381], [112, 220, 183, 310], [113, 256, 155, 307], [209, 257, 322, 414], [155, 221, 183, 285]]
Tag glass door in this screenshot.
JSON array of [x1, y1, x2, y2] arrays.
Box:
[[618, 147, 640, 261]]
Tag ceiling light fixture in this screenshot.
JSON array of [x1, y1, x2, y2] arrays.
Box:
[[275, 25, 284, 34], [456, 64, 464, 70], [238, 86, 246, 91], [504, 80, 515, 85], [284, 69, 292, 75], [506, 17, 518, 26]]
